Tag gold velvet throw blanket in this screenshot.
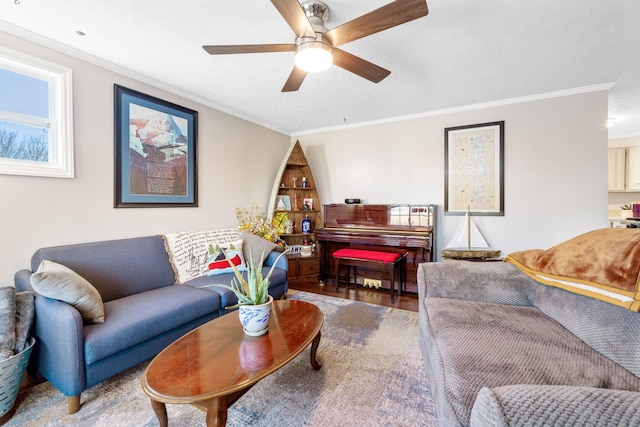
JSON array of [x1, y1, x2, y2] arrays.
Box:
[[505, 228, 640, 312]]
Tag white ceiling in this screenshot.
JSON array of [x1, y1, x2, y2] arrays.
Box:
[[1, 0, 639, 138]]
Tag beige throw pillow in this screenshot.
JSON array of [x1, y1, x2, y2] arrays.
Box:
[[30, 260, 105, 323], [240, 231, 278, 266]]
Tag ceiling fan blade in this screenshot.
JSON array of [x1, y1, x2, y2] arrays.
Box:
[[282, 66, 308, 92], [271, 0, 316, 38], [203, 44, 296, 55], [325, 0, 428, 47], [332, 48, 391, 83]]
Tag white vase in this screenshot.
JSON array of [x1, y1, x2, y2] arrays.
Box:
[[238, 295, 273, 336]]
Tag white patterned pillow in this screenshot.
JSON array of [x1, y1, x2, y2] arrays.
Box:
[[163, 229, 241, 283], [206, 239, 247, 276]]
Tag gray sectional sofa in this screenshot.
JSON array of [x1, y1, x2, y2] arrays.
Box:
[[418, 261, 640, 426], [14, 231, 287, 414]]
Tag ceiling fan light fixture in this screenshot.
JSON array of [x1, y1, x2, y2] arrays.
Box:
[[295, 40, 333, 73], [202, 0, 429, 91]]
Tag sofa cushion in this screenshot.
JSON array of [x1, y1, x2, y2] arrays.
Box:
[[185, 266, 287, 310], [470, 385, 640, 427], [419, 262, 536, 306], [505, 228, 640, 311], [534, 283, 640, 379], [206, 239, 247, 276], [424, 296, 640, 426], [31, 236, 177, 302], [185, 274, 239, 310], [83, 285, 220, 364], [30, 260, 105, 324]]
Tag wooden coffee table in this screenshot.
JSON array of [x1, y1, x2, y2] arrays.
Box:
[[141, 299, 323, 427]]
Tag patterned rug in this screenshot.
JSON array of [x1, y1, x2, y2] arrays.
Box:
[[6, 291, 437, 426]]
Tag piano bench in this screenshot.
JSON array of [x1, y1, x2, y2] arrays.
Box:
[[332, 248, 408, 302]]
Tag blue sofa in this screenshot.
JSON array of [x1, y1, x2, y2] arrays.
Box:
[[14, 233, 287, 414]]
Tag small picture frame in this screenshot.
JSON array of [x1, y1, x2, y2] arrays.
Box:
[[303, 198, 313, 211], [276, 195, 292, 211]]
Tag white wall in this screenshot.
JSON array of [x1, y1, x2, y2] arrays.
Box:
[[0, 32, 290, 285], [296, 90, 609, 258]]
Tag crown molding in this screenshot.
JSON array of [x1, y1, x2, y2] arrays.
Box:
[[293, 83, 614, 137]]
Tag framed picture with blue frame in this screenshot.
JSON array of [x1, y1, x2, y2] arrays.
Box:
[[114, 84, 198, 207]]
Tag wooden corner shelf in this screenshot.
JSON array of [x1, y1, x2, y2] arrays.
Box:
[[268, 140, 322, 283]]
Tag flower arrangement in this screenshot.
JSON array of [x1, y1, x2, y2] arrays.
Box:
[[236, 204, 280, 243]]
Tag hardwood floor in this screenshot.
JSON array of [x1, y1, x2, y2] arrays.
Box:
[[289, 278, 418, 312]]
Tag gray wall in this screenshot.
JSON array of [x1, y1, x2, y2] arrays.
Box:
[[296, 90, 609, 257], [0, 31, 290, 285]]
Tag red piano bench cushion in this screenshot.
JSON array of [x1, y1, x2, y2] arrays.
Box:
[[333, 249, 402, 264]]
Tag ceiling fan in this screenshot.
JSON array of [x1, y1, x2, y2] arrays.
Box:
[[202, 0, 429, 92]]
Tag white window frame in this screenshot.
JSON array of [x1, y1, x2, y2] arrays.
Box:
[[0, 46, 74, 178]]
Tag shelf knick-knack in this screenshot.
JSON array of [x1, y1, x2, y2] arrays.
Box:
[[292, 193, 299, 211], [284, 219, 293, 234], [302, 215, 311, 234]]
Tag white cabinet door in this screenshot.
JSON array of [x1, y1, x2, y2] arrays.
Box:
[[608, 147, 626, 191], [627, 146, 640, 191]]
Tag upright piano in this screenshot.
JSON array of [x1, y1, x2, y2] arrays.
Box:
[[316, 204, 435, 292]]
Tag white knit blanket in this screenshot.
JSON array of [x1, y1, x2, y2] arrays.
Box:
[[163, 228, 240, 283]]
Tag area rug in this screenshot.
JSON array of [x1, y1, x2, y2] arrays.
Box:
[[6, 291, 437, 426]]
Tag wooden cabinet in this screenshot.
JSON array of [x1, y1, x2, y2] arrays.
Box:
[[608, 147, 626, 191], [268, 141, 322, 283], [287, 254, 321, 280], [608, 146, 640, 192], [627, 146, 640, 191]]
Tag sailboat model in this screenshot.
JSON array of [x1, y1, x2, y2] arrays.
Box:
[[446, 209, 489, 249], [441, 208, 501, 260]]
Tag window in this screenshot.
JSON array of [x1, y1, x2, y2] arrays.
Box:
[[0, 46, 73, 178]]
